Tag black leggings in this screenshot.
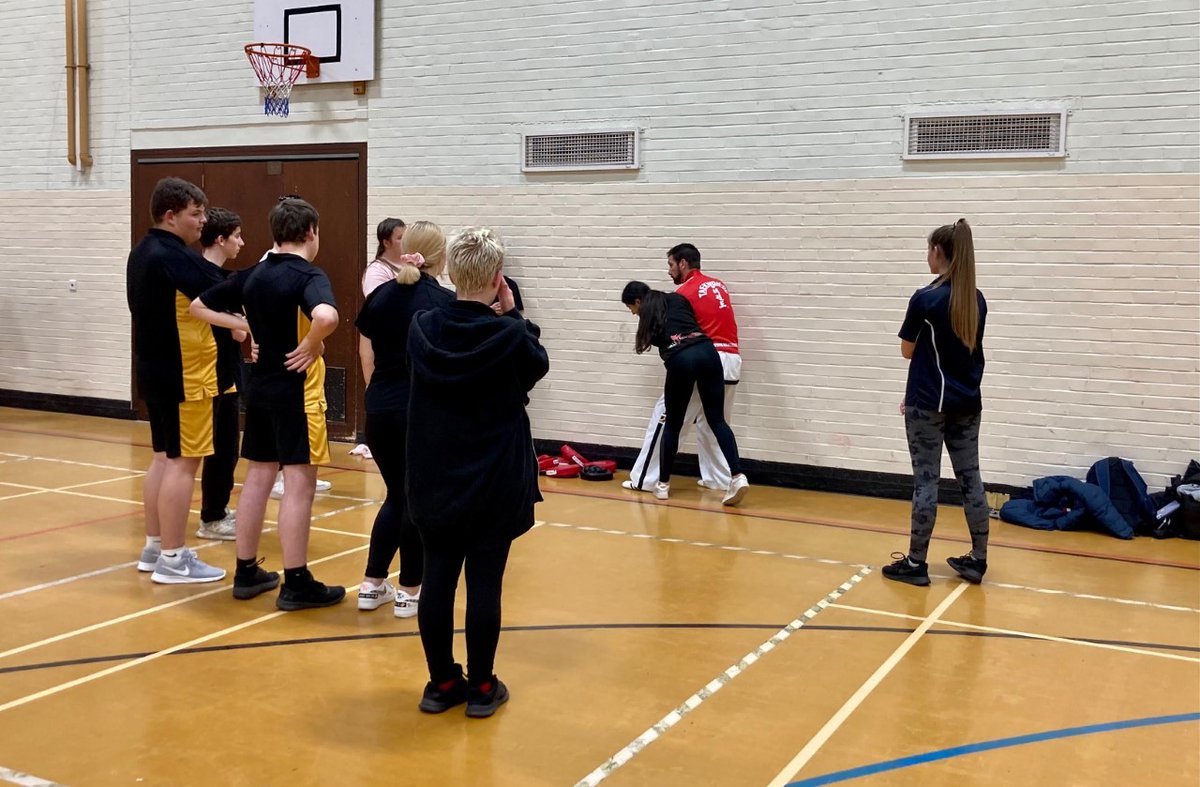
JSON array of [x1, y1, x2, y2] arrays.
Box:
[[200, 391, 240, 522], [660, 342, 742, 484], [364, 409, 424, 586], [419, 540, 512, 686]]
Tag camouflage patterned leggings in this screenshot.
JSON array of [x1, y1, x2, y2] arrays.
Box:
[[905, 407, 990, 564]]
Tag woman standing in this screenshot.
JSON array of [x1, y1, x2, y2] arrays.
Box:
[[362, 217, 407, 296], [884, 219, 991, 586], [355, 221, 452, 616], [621, 281, 749, 506]]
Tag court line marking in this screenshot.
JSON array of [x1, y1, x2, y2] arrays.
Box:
[[831, 602, 1200, 664], [787, 712, 1200, 786], [765, 582, 970, 787], [540, 521, 1200, 614], [0, 765, 62, 786], [0, 474, 144, 503], [574, 567, 872, 787]]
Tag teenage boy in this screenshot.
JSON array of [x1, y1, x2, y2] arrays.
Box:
[[195, 207, 246, 541], [191, 197, 344, 610], [126, 177, 226, 584], [407, 227, 549, 718]]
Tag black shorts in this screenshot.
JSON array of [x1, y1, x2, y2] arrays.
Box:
[[147, 398, 216, 459], [241, 405, 330, 466]]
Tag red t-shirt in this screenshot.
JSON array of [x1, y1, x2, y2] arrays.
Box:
[[675, 270, 739, 353]]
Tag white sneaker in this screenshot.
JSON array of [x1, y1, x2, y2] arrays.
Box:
[[197, 508, 237, 541], [698, 479, 725, 490], [621, 480, 648, 492], [394, 589, 419, 619], [654, 482, 670, 500], [723, 474, 749, 506], [150, 548, 226, 584], [357, 580, 396, 611], [270, 478, 333, 499]]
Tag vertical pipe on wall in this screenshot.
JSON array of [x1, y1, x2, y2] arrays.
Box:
[[76, 0, 92, 167], [65, 0, 76, 165]]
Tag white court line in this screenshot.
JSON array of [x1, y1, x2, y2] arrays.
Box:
[[0, 766, 62, 786], [0, 475, 144, 503], [832, 602, 1200, 664], [574, 567, 872, 787], [541, 521, 1199, 614], [765, 583, 970, 787], [0, 451, 137, 475]]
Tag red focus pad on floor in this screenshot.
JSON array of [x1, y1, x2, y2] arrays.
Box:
[[543, 463, 581, 478], [560, 444, 589, 467], [537, 454, 562, 474], [585, 460, 617, 473]]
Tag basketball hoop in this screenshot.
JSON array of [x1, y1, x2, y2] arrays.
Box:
[[244, 42, 319, 117]]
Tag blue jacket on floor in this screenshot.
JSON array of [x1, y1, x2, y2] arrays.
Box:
[[1000, 476, 1135, 539]]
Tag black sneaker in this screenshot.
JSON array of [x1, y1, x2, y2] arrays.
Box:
[[947, 553, 988, 584], [466, 676, 509, 718], [275, 571, 346, 611], [232, 559, 280, 600], [419, 668, 469, 714], [881, 553, 930, 586]]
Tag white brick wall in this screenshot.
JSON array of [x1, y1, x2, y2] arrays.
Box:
[[0, 0, 1196, 489]]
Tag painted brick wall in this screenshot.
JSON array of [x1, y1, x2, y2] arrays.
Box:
[[0, 0, 1196, 488]]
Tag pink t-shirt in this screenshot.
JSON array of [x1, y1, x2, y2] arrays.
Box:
[[362, 260, 397, 296]]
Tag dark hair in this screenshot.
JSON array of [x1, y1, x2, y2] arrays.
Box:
[[621, 280, 665, 354], [150, 177, 207, 223], [200, 207, 242, 249], [928, 218, 979, 352], [374, 217, 406, 259], [270, 198, 320, 245], [667, 243, 701, 270]]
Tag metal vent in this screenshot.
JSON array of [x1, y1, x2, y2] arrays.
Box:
[[522, 130, 639, 172], [904, 110, 1067, 159]]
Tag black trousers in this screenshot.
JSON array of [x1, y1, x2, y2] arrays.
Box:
[[660, 343, 742, 484], [364, 409, 424, 586], [200, 391, 240, 523], [418, 540, 512, 686]]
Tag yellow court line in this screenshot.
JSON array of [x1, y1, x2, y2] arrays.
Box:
[[831, 602, 1200, 664], [766, 583, 970, 787]]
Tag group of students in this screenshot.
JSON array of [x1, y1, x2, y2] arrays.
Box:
[[126, 173, 993, 720], [127, 177, 547, 716]]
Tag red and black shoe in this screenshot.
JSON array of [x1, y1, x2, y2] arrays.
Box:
[[419, 666, 469, 714], [466, 676, 509, 718]]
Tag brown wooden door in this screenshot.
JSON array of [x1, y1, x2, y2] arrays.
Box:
[[130, 145, 367, 441]]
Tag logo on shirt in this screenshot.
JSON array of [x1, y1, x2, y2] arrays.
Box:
[[697, 281, 728, 309]]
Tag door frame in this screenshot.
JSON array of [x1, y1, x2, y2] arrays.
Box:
[[129, 141, 369, 440]]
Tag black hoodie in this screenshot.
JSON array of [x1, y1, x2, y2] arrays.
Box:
[[406, 300, 550, 549]]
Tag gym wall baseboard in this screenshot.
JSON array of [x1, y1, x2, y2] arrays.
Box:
[[0, 390, 137, 421], [534, 439, 1026, 505]]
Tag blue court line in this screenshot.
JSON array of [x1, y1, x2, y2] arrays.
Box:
[[788, 712, 1200, 786]]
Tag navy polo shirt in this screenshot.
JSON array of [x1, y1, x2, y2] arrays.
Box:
[[899, 280, 987, 414]]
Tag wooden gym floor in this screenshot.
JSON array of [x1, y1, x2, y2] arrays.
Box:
[[0, 408, 1196, 786]]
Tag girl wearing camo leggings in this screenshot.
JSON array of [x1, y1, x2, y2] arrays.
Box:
[[883, 219, 991, 587]]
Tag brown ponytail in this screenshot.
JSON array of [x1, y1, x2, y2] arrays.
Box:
[[936, 218, 980, 352]]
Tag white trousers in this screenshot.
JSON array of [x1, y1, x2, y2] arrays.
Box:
[[627, 351, 741, 490]]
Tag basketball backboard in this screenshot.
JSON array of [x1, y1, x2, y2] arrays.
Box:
[[253, 0, 375, 84]]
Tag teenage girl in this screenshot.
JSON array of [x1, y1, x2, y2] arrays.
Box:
[[883, 219, 991, 586]]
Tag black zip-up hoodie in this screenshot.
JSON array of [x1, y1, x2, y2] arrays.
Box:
[[406, 300, 550, 550]]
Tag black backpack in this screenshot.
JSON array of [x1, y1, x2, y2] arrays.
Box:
[[1086, 458, 1156, 533], [1166, 460, 1200, 541]]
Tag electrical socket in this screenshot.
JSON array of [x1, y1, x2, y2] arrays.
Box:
[[68, 279, 77, 292]]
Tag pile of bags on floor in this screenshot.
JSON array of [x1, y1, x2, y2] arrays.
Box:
[[1000, 457, 1200, 540], [538, 444, 618, 482]]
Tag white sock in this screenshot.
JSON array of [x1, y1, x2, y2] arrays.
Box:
[[161, 548, 182, 562], [145, 536, 161, 549]]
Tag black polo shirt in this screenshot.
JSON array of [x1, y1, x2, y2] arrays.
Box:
[[652, 293, 708, 361], [899, 280, 988, 414], [126, 228, 223, 404], [355, 272, 454, 414], [200, 252, 336, 413]]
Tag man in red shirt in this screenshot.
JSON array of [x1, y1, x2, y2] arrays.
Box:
[[624, 244, 742, 492]]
